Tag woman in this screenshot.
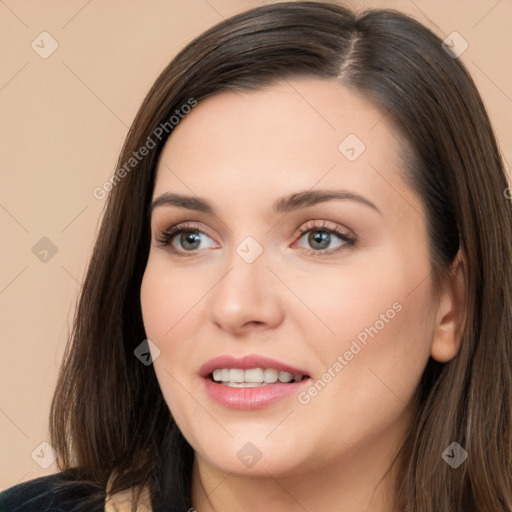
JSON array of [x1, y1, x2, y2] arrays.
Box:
[[1, 2, 511, 511]]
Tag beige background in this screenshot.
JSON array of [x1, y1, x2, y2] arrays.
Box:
[[0, 0, 510, 491]]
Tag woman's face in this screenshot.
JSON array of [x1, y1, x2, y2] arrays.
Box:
[[140, 78, 447, 479]]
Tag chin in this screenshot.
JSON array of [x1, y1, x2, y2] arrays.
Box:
[[190, 432, 313, 478]]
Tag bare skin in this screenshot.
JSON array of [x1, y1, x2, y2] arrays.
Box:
[[140, 78, 465, 512]]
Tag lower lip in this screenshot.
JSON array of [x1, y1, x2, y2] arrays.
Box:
[[203, 377, 310, 409]]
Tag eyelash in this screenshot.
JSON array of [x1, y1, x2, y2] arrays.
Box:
[[154, 220, 356, 257]]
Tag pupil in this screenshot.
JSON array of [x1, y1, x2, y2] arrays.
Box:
[[309, 231, 330, 250], [181, 231, 201, 249]]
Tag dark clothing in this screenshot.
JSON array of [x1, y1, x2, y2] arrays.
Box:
[[0, 471, 105, 512]]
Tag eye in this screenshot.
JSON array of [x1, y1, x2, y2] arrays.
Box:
[[294, 220, 355, 256], [155, 222, 216, 254], [155, 220, 356, 257]]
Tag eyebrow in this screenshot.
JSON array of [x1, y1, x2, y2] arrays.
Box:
[[148, 189, 381, 217]]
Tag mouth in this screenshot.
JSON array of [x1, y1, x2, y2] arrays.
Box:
[[199, 354, 311, 409]]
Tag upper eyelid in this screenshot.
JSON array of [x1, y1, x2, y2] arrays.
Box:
[[296, 219, 354, 235], [155, 219, 347, 235], [168, 221, 216, 240]]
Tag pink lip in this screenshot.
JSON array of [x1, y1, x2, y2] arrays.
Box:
[[200, 354, 311, 410]]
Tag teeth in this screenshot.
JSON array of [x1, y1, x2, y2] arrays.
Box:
[[229, 369, 244, 382], [278, 371, 293, 383], [263, 368, 278, 383], [245, 368, 264, 383], [211, 367, 306, 385]]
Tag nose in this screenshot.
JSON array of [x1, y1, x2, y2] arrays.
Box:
[[207, 243, 284, 335]]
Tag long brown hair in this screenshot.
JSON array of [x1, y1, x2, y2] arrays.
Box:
[[49, 2, 512, 510]]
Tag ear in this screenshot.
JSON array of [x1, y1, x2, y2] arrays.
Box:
[[430, 250, 467, 363]]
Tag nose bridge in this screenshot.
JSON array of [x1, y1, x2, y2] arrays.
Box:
[[207, 232, 283, 331], [214, 233, 268, 307]]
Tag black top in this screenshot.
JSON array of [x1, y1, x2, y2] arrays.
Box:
[[0, 471, 105, 512]]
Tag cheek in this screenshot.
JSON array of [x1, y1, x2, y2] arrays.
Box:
[[139, 256, 204, 389], [280, 247, 435, 354], [140, 254, 212, 339], [291, 260, 435, 437], [140, 259, 211, 440], [286, 246, 436, 405]]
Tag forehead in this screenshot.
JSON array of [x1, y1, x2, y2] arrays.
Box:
[[154, 78, 410, 211]]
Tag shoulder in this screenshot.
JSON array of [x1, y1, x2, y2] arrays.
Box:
[[0, 470, 105, 512]]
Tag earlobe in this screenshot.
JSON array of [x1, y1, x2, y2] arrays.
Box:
[[430, 250, 467, 363]]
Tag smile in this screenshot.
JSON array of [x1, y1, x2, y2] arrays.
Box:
[[200, 354, 311, 409]]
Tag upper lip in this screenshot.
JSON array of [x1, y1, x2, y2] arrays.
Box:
[[199, 354, 310, 378]]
